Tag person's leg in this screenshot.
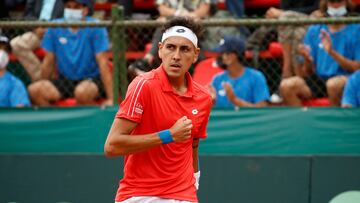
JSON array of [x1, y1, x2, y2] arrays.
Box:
[[28, 80, 61, 106], [74, 79, 99, 105], [225, 0, 244, 18], [326, 75, 348, 106], [278, 11, 308, 78], [279, 76, 312, 106], [280, 42, 293, 78]]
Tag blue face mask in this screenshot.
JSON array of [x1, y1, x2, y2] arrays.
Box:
[[64, 8, 83, 22]]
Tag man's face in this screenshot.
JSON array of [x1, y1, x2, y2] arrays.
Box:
[[64, 1, 87, 18], [158, 36, 200, 78]]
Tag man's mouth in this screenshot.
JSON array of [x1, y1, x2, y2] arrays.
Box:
[[170, 64, 181, 69]]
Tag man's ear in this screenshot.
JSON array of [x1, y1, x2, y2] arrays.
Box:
[[158, 42, 163, 59], [193, 47, 200, 63]]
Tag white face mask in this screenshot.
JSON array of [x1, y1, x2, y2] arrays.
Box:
[[327, 6, 347, 17], [0, 49, 9, 70], [64, 8, 83, 22]]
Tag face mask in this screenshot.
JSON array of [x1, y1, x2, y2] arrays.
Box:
[[0, 49, 9, 70], [327, 6, 347, 17], [64, 8, 83, 22]]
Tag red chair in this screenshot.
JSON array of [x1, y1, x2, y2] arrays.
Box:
[[193, 57, 224, 86], [302, 98, 331, 107]]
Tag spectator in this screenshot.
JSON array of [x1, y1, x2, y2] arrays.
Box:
[[280, 0, 360, 106], [11, 0, 67, 82], [10, 27, 46, 81], [267, 0, 321, 78], [0, 37, 31, 108], [247, 0, 321, 78], [128, 0, 211, 74], [24, 0, 65, 21], [341, 70, 360, 107], [209, 36, 270, 108], [28, 0, 113, 106]]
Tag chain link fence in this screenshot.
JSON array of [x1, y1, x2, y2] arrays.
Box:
[[1, 11, 360, 106]]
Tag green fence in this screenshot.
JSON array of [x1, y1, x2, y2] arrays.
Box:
[[1, 107, 360, 154], [1, 107, 360, 203]]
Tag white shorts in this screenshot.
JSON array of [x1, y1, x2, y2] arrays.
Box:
[[116, 196, 196, 203]]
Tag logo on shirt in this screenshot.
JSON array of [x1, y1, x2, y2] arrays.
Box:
[[135, 103, 143, 114], [59, 37, 67, 44], [218, 89, 226, 97], [192, 109, 198, 115]]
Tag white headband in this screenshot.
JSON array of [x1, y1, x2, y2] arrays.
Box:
[[161, 26, 198, 47]]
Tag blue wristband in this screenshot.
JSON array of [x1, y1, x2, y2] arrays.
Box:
[[159, 130, 174, 144]]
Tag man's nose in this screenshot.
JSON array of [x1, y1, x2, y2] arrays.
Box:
[[172, 49, 181, 60]]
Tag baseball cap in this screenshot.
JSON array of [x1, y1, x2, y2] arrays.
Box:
[[212, 36, 246, 56], [0, 35, 9, 44]]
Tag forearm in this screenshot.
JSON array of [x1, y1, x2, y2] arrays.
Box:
[[99, 60, 113, 100], [192, 138, 199, 172], [105, 132, 162, 156], [158, 4, 177, 17], [231, 97, 268, 107], [302, 59, 315, 76], [329, 49, 360, 72], [40, 53, 55, 79], [190, 3, 210, 18]]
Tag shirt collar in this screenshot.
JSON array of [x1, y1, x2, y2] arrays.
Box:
[[156, 65, 195, 98]]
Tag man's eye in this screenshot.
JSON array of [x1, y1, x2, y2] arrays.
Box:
[[166, 45, 175, 50], [181, 47, 190, 52]]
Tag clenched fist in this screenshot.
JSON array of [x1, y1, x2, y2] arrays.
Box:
[[169, 116, 193, 142]]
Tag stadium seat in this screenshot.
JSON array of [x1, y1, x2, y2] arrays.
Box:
[[193, 57, 224, 86], [302, 98, 331, 107]]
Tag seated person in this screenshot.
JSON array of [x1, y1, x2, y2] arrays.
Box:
[[11, 0, 65, 82], [342, 70, 360, 107], [280, 0, 360, 106], [247, 0, 321, 78], [28, 0, 113, 106], [0, 39, 30, 107], [209, 36, 270, 108]]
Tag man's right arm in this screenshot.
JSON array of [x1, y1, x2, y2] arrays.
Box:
[[40, 52, 55, 79], [104, 116, 193, 157]]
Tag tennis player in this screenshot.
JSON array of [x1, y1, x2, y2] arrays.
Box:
[[104, 17, 212, 203]]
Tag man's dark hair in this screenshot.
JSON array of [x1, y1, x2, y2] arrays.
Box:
[[162, 17, 205, 47]]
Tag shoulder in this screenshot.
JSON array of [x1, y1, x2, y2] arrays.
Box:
[[5, 72, 23, 85], [213, 71, 227, 81], [128, 70, 158, 90], [193, 81, 212, 104], [306, 24, 322, 35], [245, 67, 265, 78], [349, 70, 360, 82]]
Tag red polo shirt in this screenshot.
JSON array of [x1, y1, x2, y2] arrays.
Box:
[[115, 66, 212, 202]]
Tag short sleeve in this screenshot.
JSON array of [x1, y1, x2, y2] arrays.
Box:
[[10, 79, 30, 107], [195, 97, 212, 139], [92, 27, 109, 54], [116, 76, 149, 123], [341, 73, 358, 107], [253, 72, 270, 103]]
